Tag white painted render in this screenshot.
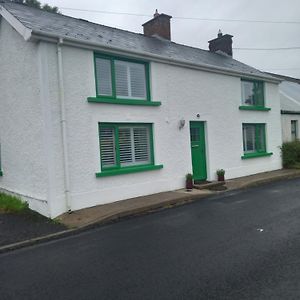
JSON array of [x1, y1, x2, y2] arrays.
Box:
[[0, 18, 49, 215], [51, 46, 282, 216], [0, 18, 283, 218], [281, 114, 300, 142]]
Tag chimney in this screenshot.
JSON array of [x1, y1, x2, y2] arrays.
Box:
[[143, 9, 172, 40], [208, 30, 233, 56]]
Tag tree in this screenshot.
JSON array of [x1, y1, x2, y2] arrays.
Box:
[[41, 3, 59, 13], [11, 0, 59, 13]]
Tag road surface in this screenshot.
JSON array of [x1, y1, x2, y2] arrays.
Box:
[[1, 178, 300, 299]]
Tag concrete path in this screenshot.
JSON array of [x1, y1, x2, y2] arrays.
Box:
[[58, 169, 300, 228]]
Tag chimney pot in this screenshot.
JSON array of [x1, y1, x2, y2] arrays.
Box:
[[142, 12, 172, 40]]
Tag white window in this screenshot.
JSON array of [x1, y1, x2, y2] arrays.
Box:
[[115, 60, 147, 100], [95, 58, 113, 96], [243, 124, 266, 154], [95, 56, 148, 101], [99, 124, 152, 170], [291, 120, 298, 141], [241, 80, 264, 106]]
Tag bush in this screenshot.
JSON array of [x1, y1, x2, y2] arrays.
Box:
[[281, 141, 300, 168]]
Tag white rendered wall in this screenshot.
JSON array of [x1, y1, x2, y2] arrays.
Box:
[[0, 19, 49, 215], [281, 114, 300, 142], [46, 45, 282, 216]]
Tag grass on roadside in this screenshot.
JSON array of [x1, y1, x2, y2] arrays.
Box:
[[0, 192, 29, 213]]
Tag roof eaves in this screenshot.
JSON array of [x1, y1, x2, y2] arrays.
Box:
[[281, 110, 300, 115], [0, 4, 32, 40]]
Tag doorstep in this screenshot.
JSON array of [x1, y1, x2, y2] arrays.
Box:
[[193, 181, 225, 190]]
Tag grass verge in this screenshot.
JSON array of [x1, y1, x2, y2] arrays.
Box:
[[0, 192, 29, 213]]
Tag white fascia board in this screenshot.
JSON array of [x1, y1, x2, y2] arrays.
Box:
[[0, 5, 32, 41], [29, 30, 280, 84]]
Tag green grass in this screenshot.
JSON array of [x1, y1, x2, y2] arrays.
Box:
[[0, 192, 29, 213]]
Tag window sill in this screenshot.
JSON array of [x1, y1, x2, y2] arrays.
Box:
[[88, 97, 161, 106], [239, 106, 271, 111], [96, 164, 163, 177], [241, 152, 273, 159]]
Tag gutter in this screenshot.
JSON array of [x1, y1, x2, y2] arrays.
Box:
[[281, 110, 300, 115], [29, 30, 280, 84], [57, 38, 72, 212]]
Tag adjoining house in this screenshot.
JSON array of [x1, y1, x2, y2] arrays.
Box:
[[0, 1, 282, 218], [266, 73, 300, 142]]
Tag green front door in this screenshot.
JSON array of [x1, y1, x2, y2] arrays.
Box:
[[190, 121, 207, 181]]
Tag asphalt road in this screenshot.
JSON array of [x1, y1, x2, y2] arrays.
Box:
[[1, 178, 300, 300]]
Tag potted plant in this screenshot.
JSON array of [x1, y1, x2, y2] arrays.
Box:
[[186, 173, 193, 191], [216, 169, 225, 182]]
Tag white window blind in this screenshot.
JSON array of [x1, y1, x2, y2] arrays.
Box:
[[95, 58, 112, 96], [119, 128, 133, 166], [134, 127, 150, 163], [119, 127, 150, 166], [99, 127, 116, 168], [100, 125, 151, 170], [241, 81, 254, 106], [243, 125, 255, 153], [115, 60, 147, 100]]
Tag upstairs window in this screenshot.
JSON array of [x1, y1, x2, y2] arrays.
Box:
[[241, 79, 264, 107], [95, 54, 150, 101]]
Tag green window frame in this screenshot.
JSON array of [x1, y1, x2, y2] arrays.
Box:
[[240, 79, 270, 111], [96, 123, 163, 177], [88, 53, 161, 106], [241, 123, 273, 159]]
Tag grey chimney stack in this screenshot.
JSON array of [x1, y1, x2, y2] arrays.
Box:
[[208, 31, 233, 57], [142, 10, 172, 40]]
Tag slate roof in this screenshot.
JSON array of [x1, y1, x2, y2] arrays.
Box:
[[266, 73, 300, 112], [0, 1, 278, 82], [280, 81, 300, 112]]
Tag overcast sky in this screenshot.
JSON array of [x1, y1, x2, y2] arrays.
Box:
[[46, 0, 300, 78]]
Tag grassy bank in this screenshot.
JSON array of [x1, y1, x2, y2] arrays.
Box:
[[0, 193, 29, 213]]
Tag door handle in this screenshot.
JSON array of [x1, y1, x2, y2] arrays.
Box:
[[192, 145, 199, 148]]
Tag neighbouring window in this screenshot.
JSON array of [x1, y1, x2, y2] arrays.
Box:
[[291, 120, 298, 141], [99, 123, 153, 171], [241, 79, 264, 107], [95, 54, 149, 101], [243, 124, 266, 154]]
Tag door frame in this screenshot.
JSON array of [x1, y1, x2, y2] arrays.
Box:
[[189, 121, 207, 181]]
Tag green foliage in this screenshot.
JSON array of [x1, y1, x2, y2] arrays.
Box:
[[281, 140, 300, 168], [41, 3, 59, 13], [216, 169, 225, 176], [11, 0, 59, 13], [0, 192, 29, 213], [186, 173, 193, 180]]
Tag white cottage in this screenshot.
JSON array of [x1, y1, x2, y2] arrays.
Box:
[[0, 1, 282, 218], [266, 73, 300, 142]]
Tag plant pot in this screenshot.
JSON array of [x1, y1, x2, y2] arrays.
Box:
[[217, 175, 225, 182], [186, 178, 193, 190]]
